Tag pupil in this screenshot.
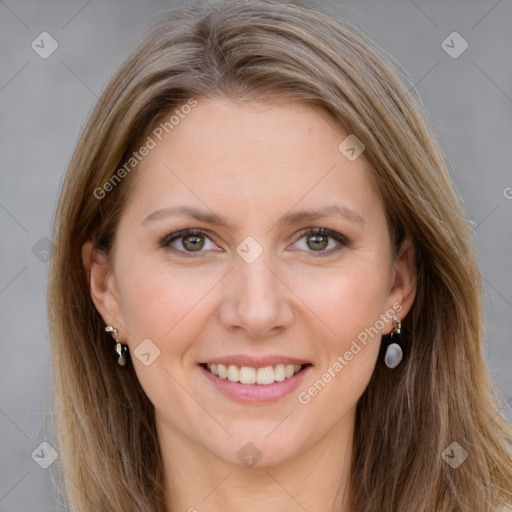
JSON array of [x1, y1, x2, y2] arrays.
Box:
[[183, 235, 204, 251], [308, 234, 328, 251]]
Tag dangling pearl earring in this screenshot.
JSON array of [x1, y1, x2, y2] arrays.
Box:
[[384, 314, 403, 369], [105, 326, 128, 366]]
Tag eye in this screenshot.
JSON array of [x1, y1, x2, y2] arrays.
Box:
[[161, 229, 217, 255], [292, 228, 349, 256], [160, 227, 350, 258]]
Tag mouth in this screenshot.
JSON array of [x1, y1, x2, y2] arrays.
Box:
[[198, 359, 313, 403], [200, 362, 309, 385]]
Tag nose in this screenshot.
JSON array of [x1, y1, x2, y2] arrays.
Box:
[[218, 253, 294, 339]]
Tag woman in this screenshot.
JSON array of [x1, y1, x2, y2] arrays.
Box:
[[47, 1, 512, 510]]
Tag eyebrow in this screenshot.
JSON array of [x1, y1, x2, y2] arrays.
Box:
[[141, 204, 365, 228]]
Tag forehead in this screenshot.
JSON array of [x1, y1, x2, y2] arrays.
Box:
[[124, 97, 382, 227]]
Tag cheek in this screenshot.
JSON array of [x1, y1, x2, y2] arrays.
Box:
[[295, 275, 383, 420], [115, 262, 219, 423], [117, 259, 222, 347], [293, 259, 389, 406], [299, 261, 390, 345]]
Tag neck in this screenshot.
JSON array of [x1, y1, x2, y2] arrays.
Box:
[[158, 410, 354, 512]]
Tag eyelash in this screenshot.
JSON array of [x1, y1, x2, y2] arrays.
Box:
[[160, 228, 350, 258]]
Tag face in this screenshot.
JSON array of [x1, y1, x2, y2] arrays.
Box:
[[85, 97, 415, 468]]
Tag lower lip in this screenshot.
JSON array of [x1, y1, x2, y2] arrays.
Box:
[[199, 364, 312, 404]]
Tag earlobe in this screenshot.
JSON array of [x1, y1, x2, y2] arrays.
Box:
[[81, 240, 124, 331]]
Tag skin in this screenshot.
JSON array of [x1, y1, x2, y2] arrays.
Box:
[[83, 97, 416, 512]]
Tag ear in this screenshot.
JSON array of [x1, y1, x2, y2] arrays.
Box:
[[81, 240, 127, 337], [383, 235, 417, 334]]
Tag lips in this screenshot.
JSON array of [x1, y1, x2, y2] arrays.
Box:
[[199, 362, 312, 404], [198, 354, 312, 403]]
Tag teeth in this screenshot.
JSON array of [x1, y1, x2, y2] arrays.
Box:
[[217, 363, 227, 379], [227, 364, 239, 382], [256, 366, 275, 385], [274, 364, 285, 382], [205, 363, 303, 385], [239, 366, 256, 384]]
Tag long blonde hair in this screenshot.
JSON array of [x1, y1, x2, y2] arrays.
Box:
[[47, 1, 512, 510]]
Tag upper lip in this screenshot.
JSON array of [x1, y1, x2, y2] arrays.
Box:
[[201, 354, 312, 367]]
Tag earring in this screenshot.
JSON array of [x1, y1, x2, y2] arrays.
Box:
[[105, 326, 128, 366], [384, 314, 403, 369]]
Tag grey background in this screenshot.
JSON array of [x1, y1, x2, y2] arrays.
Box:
[[1, 0, 511, 510]]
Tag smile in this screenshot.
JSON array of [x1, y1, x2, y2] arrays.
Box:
[[199, 360, 312, 403], [203, 362, 304, 385]]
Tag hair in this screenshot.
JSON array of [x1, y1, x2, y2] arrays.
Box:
[[47, 1, 512, 511]]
